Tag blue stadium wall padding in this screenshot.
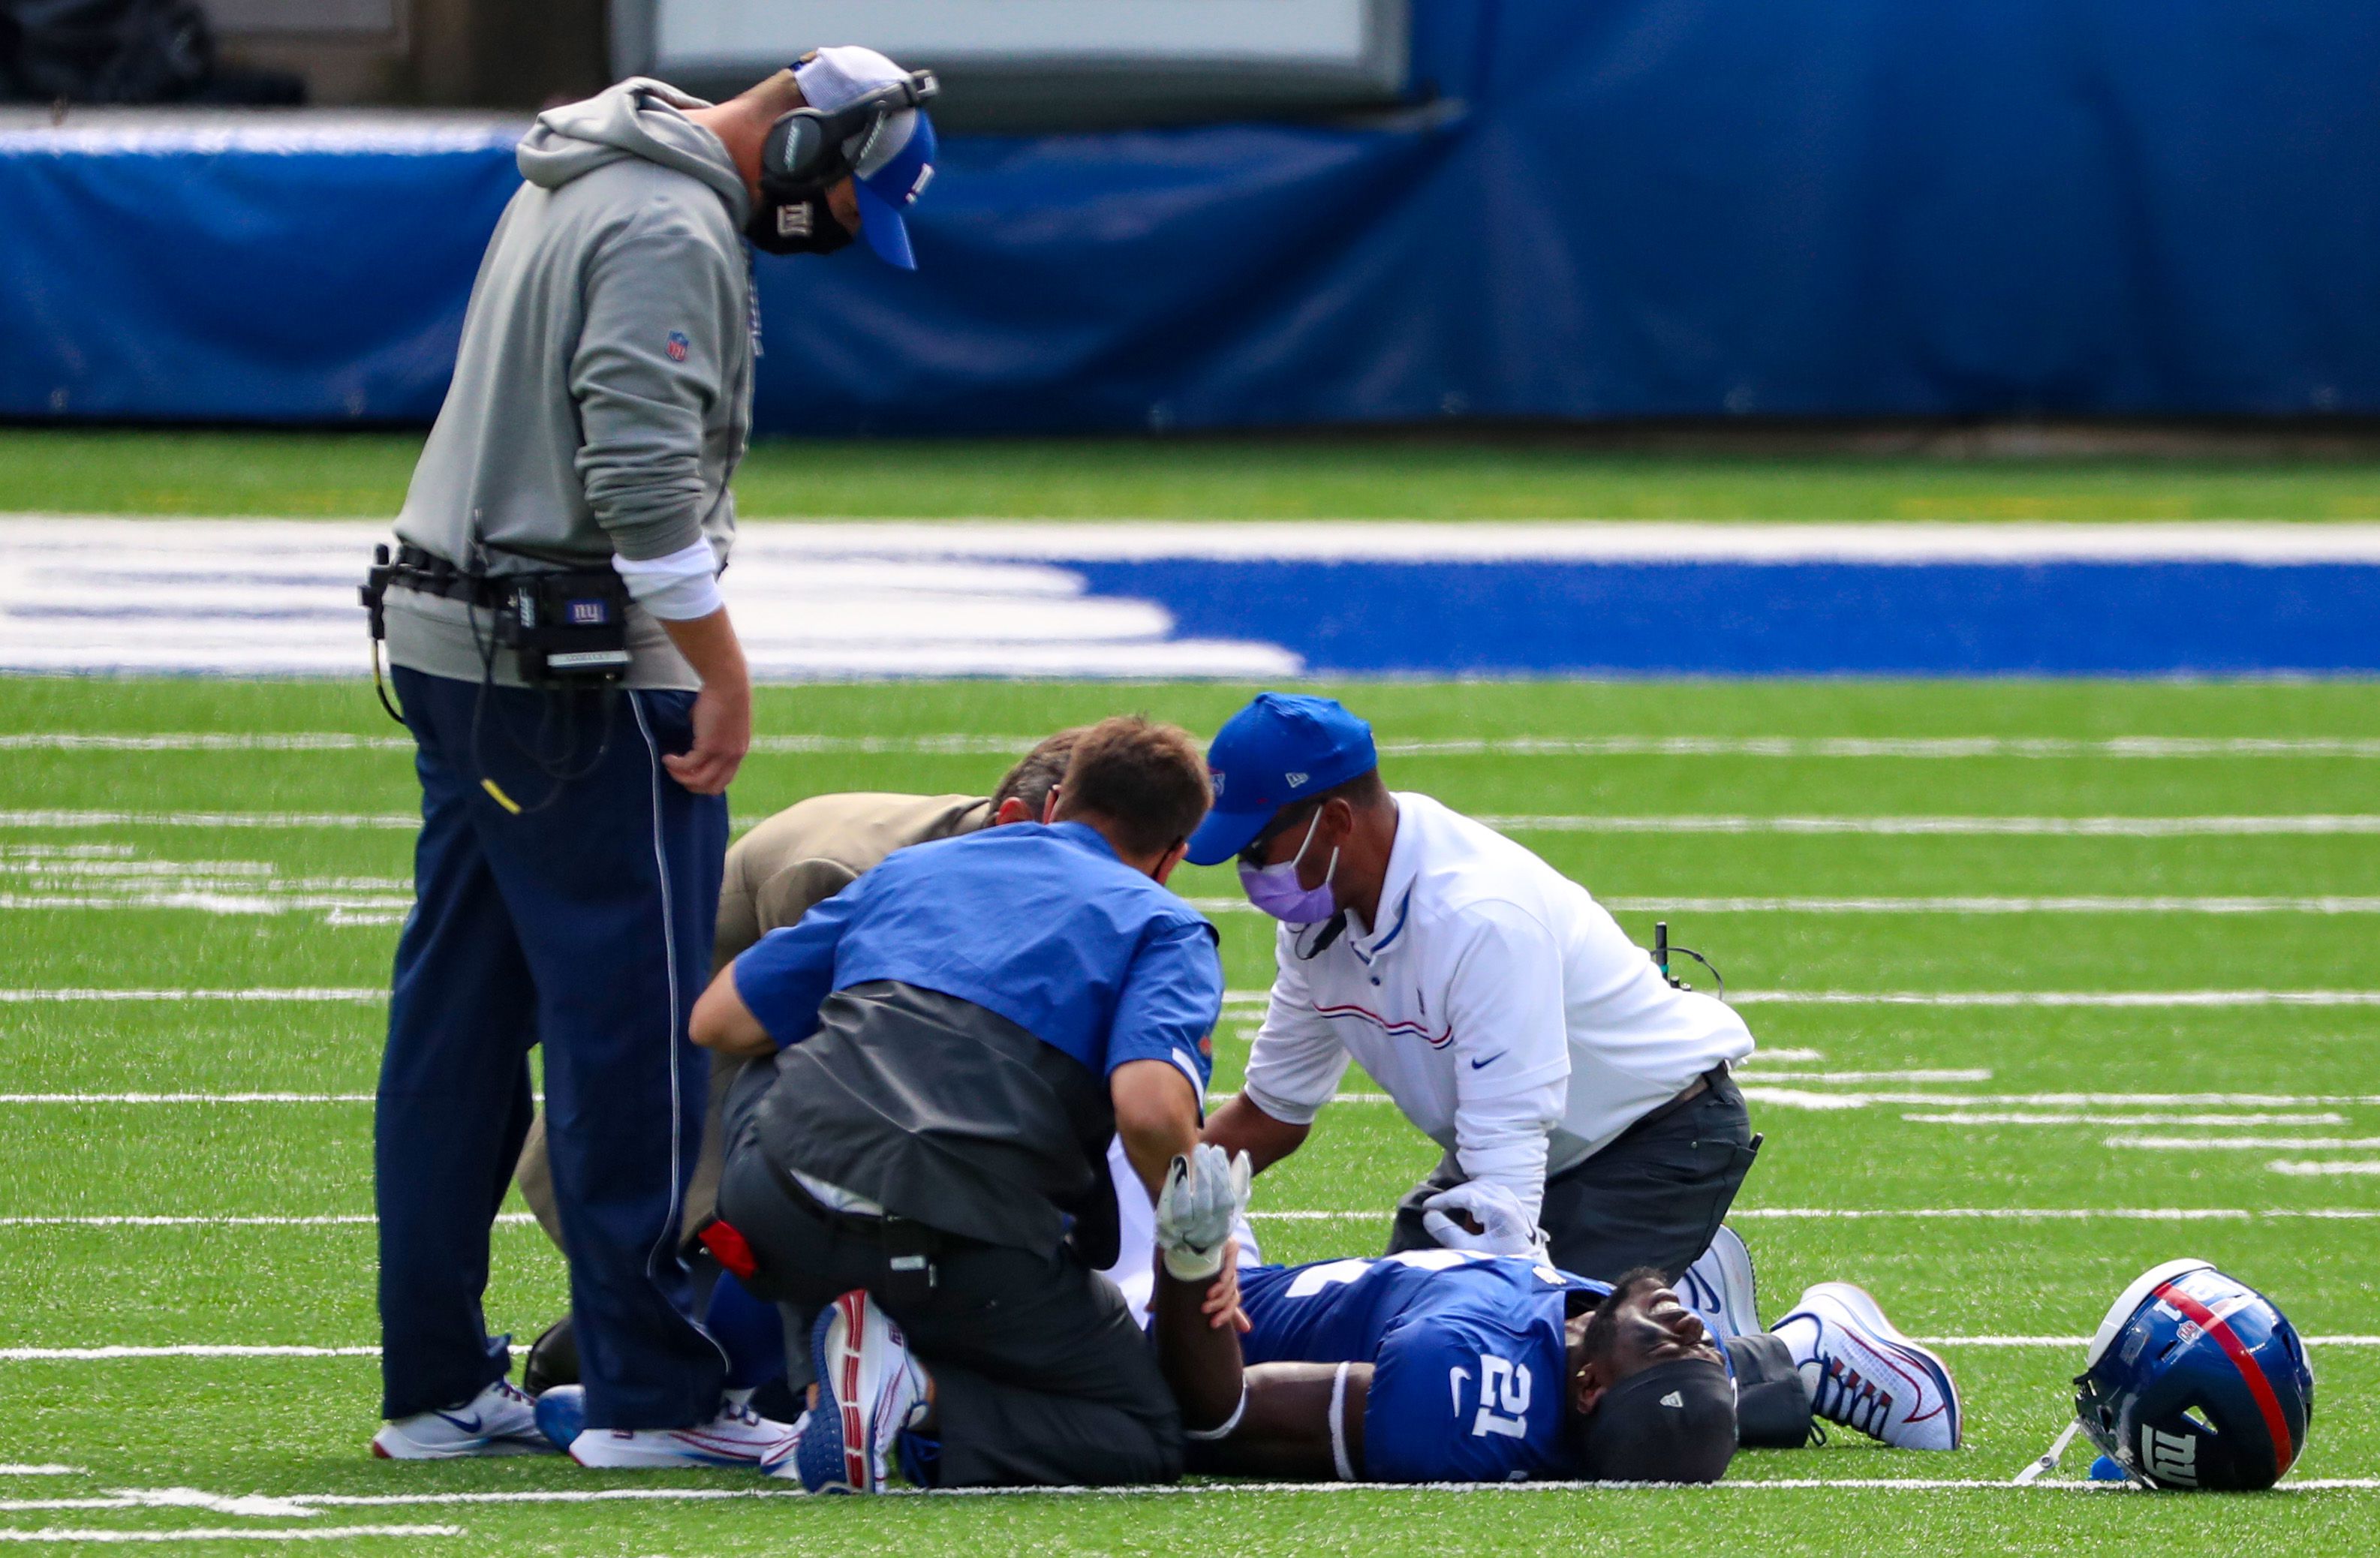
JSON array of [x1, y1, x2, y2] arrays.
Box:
[[3, 0, 2377, 429]]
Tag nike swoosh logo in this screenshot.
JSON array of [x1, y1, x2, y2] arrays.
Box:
[[434, 1410, 484, 1433], [1470, 1051, 1506, 1070]]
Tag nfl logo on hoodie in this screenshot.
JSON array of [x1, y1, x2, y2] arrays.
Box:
[[664, 331, 690, 362]]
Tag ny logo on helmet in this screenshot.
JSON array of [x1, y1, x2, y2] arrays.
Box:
[[2144, 1425, 2198, 1486]]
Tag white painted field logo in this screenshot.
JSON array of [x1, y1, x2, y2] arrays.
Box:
[[2144, 1424, 2199, 1485]]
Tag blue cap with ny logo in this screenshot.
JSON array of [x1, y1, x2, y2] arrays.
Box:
[[1186, 693, 1379, 866]]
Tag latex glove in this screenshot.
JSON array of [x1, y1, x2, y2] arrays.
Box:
[[1155, 1144, 1254, 1281], [1422, 1181, 1549, 1259]]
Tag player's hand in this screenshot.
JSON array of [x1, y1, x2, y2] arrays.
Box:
[[663, 676, 750, 795], [1199, 1241, 1253, 1331], [1422, 1181, 1549, 1259], [1155, 1144, 1253, 1281]]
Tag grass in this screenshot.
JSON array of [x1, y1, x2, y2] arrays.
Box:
[[2, 675, 2376, 1554], [7, 428, 2380, 519]]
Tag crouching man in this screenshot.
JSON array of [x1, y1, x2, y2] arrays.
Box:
[[685, 716, 1232, 1489]]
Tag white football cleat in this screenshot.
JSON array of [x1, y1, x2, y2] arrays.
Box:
[[1772, 1281, 1963, 1451], [372, 1377, 552, 1459], [795, 1290, 931, 1493], [1676, 1225, 1761, 1340], [567, 1394, 799, 1469]]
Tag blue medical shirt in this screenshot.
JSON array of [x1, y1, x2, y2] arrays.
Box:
[[732, 820, 1222, 1095]]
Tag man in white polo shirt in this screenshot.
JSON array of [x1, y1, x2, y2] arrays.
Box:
[[1196, 693, 1759, 1285]]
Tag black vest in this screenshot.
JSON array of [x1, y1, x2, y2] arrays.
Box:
[[750, 980, 1121, 1263]]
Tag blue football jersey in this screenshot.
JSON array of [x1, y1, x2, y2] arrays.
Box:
[[1238, 1250, 1608, 1482]]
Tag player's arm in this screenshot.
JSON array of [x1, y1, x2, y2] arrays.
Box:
[[689, 879, 863, 1056], [1190, 1362, 1373, 1480], [1440, 903, 1569, 1227], [1208, 948, 1348, 1171]]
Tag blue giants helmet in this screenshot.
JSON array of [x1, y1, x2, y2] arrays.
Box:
[[2074, 1259, 2314, 1490]]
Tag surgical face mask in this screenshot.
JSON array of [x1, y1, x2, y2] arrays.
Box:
[[1239, 811, 1339, 924], [745, 194, 853, 256]]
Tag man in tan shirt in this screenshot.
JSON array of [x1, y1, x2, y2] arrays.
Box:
[[516, 729, 1081, 1390]]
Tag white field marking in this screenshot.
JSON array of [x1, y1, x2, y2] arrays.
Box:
[[1482, 814, 2380, 836], [1742, 1088, 2380, 1110], [0, 1526, 459, 1543], [1606, 895, 2380, 915], [1734, 1069, 1992, 1084], [1732, 989, 2380, 1006], [0, 988, 383, 1003], [2270, 1160, 2380, 1175], [0, 894, 417, 917], [1744, 1047, 1826, 1063], [21, 730, 2380, 760], [0, 1346, 381, 1361], [0, 1093, 376, 1105], [1903, 1111, 2348, 1126], [0, 1472, 78, 1479], [0, 811, 416, 830], [0, 1214, 538, 1228], [2108, 1135, 2380, 1150]]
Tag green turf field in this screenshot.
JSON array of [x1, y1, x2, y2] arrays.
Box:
[[5, 427, 2380, 519], [2, 674, 2375, 1553]]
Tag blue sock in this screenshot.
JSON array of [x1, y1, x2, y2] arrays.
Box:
[[703, 1270, 788, 1392]]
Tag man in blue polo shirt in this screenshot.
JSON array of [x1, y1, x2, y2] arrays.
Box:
[[683, 716, 1229, 1490]]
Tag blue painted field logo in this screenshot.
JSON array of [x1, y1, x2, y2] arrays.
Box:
[[665, 331, 691, 362]]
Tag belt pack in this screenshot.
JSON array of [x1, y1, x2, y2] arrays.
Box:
[[362, 543, 632, 687]]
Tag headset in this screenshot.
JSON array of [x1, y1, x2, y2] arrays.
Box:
[[748, 65, 938, 254]]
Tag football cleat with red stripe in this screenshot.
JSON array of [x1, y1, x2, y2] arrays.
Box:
[[1773, 1282, 1963, 1451], [795, 1289, 931, 1493]]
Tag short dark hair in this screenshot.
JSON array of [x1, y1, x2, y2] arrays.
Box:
[[991, 728, 1083, 818], [1052, 715, 1211, 859]]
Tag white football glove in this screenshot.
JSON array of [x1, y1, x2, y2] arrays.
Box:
[[1154, 1143, 1254, 1281], [1421, 1181, 1550, 1260]]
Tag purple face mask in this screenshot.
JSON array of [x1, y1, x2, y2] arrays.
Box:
[[1239, 811, 1340, 924]]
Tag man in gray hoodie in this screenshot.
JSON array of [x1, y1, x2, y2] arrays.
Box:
[[369, 49, 940, 1468]]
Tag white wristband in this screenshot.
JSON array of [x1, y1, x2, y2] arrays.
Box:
[[1328, 1361, 1356, 1481], [612, 538, 723, 621]]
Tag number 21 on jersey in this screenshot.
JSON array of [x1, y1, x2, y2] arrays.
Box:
[[1449, 1353, 1531, 1439]]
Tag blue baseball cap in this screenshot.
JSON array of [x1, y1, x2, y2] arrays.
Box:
[[1185, 693, 1379, 866], [794, 46, 939, 270]]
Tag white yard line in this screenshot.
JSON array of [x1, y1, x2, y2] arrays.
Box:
[[17, 729, 2380, 759], [1741, 1088, 2380, 1110], [0, 811, 417, 831], [1605, 895, 2380, 914], [2108, 1135, 2380, 1150], [0, 1526, 459, 1543], [0, 989, 383, 1003], [1722, 1206, 2380, 1220], [0, 1215, 539, 1228], [1735, 1069, 1992, 1084], [1903, 1111, 2348, 1126], [2268, 1161, 2380, 1176], [1482, 814, 2380, 836], [0, 1472, 77, 1480], [1732, 989, 2380, 1006], [0, 1099, 373, 1108]]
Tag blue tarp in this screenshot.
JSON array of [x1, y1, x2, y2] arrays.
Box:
[[2, 0, 2376, 429]]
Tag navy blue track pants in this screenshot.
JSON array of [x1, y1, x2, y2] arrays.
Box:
[[377, 666, 727, 1428]]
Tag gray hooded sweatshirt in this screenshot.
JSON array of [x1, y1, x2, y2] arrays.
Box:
[[387, 80, 753, 690]]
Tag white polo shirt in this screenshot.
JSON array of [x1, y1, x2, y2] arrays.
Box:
[[1240, 791, 1754, 1223]]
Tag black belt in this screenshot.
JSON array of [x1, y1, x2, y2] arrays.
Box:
[[382, 544, 517, 610]]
